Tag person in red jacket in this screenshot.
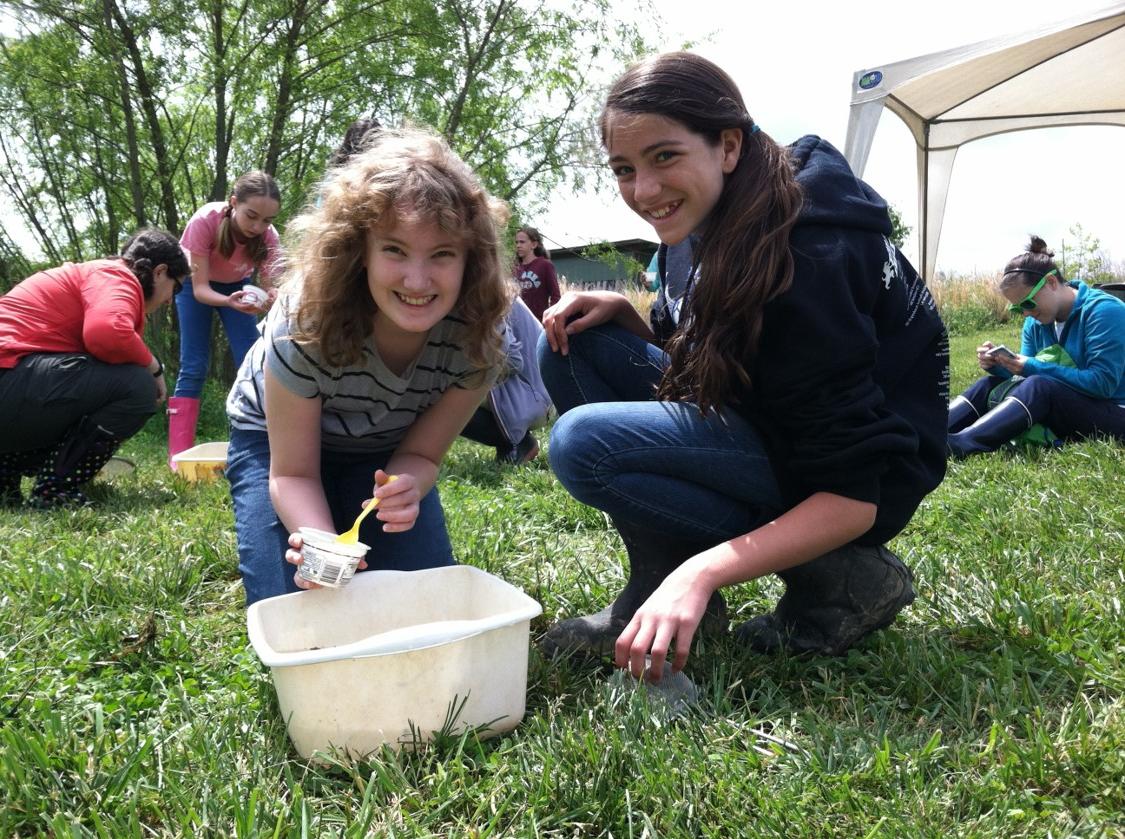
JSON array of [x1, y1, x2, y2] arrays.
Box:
[[0, 228, 189, 507]]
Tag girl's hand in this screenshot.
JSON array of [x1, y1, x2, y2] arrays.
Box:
[[369, 469, 419, 533], [989, 351, 1027, 376], [542, 291, 628, 355], [285, 530, 370, 591], [227, 290, 263, 314], [976, 341, 997, 370], [613, 563, 713, 682]]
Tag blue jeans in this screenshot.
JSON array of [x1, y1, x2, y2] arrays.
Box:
[[537, 325, 784, 542], [174, 279, 261, 398], [226, 427, 456, 605]]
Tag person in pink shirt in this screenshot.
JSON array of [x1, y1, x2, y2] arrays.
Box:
[[0, 228, 189, 507], [170, 171, 282, 467]]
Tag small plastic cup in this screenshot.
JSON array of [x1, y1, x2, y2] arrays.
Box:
[[296, 527, 370, 588], [241, 284, 268, 306]]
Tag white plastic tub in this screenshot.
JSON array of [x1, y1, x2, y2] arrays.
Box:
[[171, 441, 229, 482], [246, 565, 542, 758]]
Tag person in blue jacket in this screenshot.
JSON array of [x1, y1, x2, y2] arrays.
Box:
[[948, 236, 1125, 456], [537, 52, 949, 681]]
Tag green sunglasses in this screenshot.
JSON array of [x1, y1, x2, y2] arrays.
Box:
[[1007, 269, 1056, 314]]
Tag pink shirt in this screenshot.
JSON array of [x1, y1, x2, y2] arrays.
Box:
[[180, 202, 280, 283]]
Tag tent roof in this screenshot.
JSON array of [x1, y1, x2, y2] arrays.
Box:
[[844, 2, 1125, 280]]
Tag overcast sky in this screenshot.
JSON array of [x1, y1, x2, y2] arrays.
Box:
[[541, 0, 1125, 277]]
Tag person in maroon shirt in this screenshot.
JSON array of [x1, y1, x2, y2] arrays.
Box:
[[0, 228, 189, 508], [513, 226, 560, 321]]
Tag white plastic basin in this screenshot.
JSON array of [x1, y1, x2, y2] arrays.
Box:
[[247, 565, 542, 758], [171, 441, 229, 482]]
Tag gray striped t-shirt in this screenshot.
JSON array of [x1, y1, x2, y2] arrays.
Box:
[[226, 302, 497, 453]]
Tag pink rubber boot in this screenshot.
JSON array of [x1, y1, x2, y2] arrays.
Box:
[[167, 396, 201, 471]]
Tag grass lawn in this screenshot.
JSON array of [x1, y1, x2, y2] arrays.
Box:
[[1, 324, 1123, 837]]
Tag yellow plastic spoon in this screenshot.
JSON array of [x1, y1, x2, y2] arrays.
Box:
[[336, 475, 398, 544]]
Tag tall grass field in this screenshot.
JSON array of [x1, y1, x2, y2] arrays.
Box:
[[1, 323, 1122, 837]]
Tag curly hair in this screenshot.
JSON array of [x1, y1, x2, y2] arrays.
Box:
[[601, 52, 803, 413], [118, 227, 190, 299], [999, 234, 1065, 293], [283, 128, 512, 377], [217, 171, 281, 267]]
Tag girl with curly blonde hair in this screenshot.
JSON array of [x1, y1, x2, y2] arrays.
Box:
[[225, 127, 512, 605]]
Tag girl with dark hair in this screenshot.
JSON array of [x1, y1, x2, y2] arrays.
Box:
[[327, 116, 383, 168], [538, 52, 949, 680], [947, 235, 1125, 456], [225, 128, 512, 605], [513, 226, 560, 321], [170, 171, 282, 468], [0, 228, 189, 507]]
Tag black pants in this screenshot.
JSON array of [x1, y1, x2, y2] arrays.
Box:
[[0, 353, 157, 454], [460, 405, 509, 450]]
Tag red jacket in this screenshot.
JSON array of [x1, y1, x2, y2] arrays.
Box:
[[0, 259, 152, 369]]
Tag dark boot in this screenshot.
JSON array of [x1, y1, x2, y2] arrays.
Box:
[[29, 419, 123, 509], [540, 519, 727, 659], [0, 452, 23, 506], [0, 447, 51, 507], [735, 544, 915, 656], [947, 395, 982, 434], [947, 397, 1032, 458]]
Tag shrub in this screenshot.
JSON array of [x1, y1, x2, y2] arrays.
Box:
[[930, 273, 1011, 335]]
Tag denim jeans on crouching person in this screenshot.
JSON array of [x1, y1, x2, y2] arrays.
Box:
[[174, 279, 262, 398], [226, 427, 456, 606], [536, 324, 785, 543]]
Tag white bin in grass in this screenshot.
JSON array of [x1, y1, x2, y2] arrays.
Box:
[[171, 441, 229, 482], [247, 565, 542, 758]]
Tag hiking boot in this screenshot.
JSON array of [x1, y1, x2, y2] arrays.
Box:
[[540, 519, 727, 659], [735, 544, 915, 656]]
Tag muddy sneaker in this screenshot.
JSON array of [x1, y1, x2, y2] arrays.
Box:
[[735, 544, 915, 656], [496, 432, 539, 466]]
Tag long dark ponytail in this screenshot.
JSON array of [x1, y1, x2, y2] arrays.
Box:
[[600, 52, 803, 412]]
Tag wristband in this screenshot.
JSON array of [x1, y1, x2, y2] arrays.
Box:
[[152, 359, 164, 378]]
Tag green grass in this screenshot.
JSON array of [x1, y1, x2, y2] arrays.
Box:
[[1, 326, 1123, 837]]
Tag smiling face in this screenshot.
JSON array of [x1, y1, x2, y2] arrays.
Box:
[[364, 211, 466, 348], [604, 109, 742, 245], [1001, 272, 1073, 324], [230, 194, 280, 241]]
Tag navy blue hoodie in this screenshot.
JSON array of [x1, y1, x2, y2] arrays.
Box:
[[735, 136, 949, 545]]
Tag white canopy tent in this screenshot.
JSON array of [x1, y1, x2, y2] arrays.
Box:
[[844, 2, 1125, 282]]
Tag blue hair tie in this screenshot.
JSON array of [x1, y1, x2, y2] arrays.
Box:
[[750, 124, 761, 134]]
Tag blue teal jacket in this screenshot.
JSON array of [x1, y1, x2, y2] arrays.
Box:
[[1019, 282, 1125, 402]]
